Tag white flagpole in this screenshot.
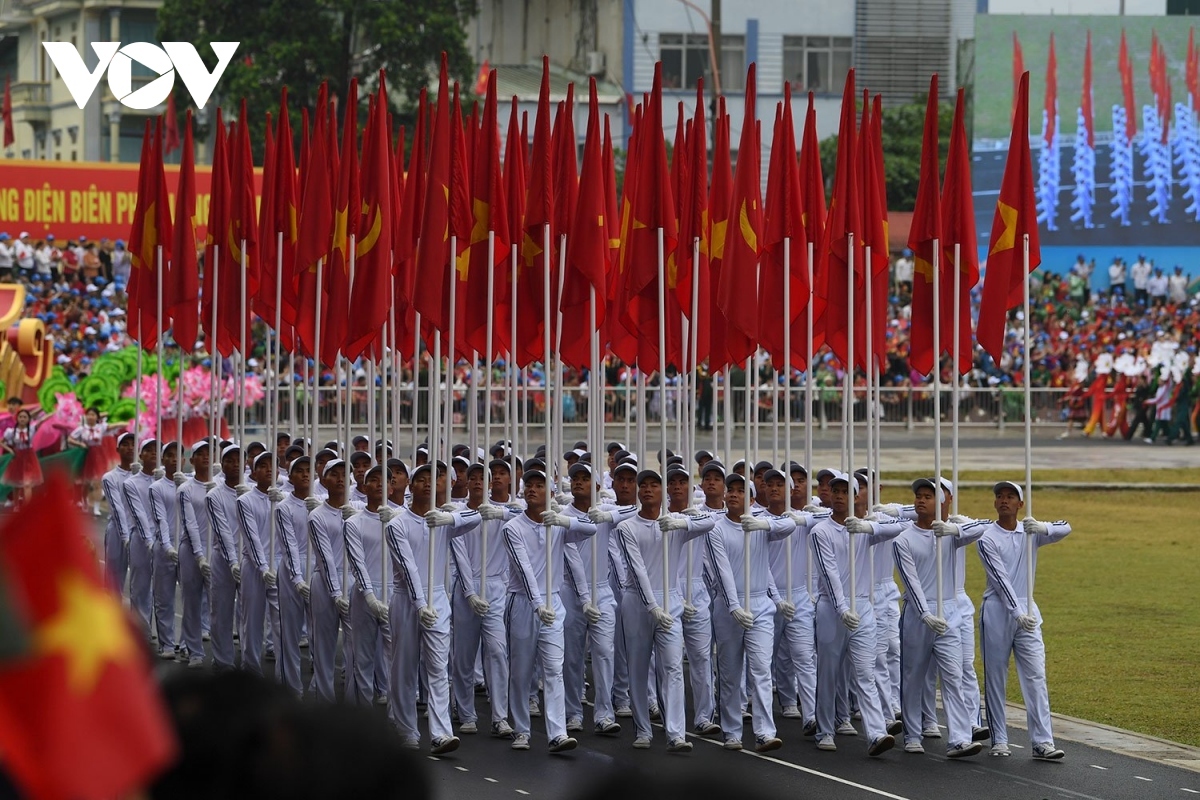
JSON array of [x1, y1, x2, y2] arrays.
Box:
[[481, 232, 495, 604], [270, 232, 284, 573], [510, 242, 519, 484], [846, 232, 856, 616], [865, 243, 875, 600], [590, 285, 599, 603], [412, 311, 421, 462], [1023, 234, 1034, 611], [805, 239, 814, 597], [312, 259, 323, 458], [555, 234, 568, 494], [783, 236, 792, 595], [744, 353, 752, 611], [341, 234, 357, 598], [952, 242, 962, 516], [155, 246, 164, 464], [379, 319, 388, 608], [542, 223, 553, 606], [625, 367, 633, 449], [208, 246, 220, 563], [656, 227, 670, 599], [687, 235, 701, 603], [932, 238, 944, 619], [446, 236, 458, 487], [429, 333, 440, 610], [238, 239, 248, 481]]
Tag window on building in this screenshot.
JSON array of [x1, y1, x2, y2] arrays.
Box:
[[662, 32, 747, 92], [783, 35, 853, 94]]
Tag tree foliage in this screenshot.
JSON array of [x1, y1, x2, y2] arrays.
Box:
[[817, 93, 956, 212], [157, 0, 478, 163]]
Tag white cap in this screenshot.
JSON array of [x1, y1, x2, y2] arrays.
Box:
[[221, 444, 242, 461], [992, 480, 1024, 501], [322, 458, 346, 478], [139, 437, 158, 453], [191, 439, 211, 452]]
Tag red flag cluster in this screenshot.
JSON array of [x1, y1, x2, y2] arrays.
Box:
[[122, 54, 1043, 381]]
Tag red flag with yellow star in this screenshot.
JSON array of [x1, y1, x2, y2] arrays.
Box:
[[414, 55, 454, 338], [717, 63, 762, 366], [0, 474, 177, 800], [516, 56, 554, 368], [941, 87, 979, 376], [345, 75, 395, 362], [979, 71, 1040, 362], [559, 78, 608, 370], [908, 75, 942, 377], [820, 69, 861, 369], [128, 117, 173, 350], [323, 79, 358, 366], [707, 98, 734, 372], [676, 79, 710, 367]]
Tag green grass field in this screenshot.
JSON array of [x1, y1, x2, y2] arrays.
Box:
[[974, 16, 1196, 140], [876, 482, 1200, 746]]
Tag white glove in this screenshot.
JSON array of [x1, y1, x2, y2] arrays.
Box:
[[845, 517, 874, 534], [740, 514, 769, 533], [598, 489, 616, 502], [948, 514, 973, 524], [549, 501, 563, 514], [731, 607, 754, 630], [173, 473, 188, 487], [335, 596, 351, 623], [236, 483, 252, 497], [296, 581, 311, 602], [651, 606, 675, 631], [166, 547, 179, 565], [536, 605, 557, 626], [583, 602, 602, 624], [305, 496, 320, 512], [682, 602, 698, 622], [932, 520, 961, 538], [366, 593, 389, 624], [230, 563, 242, 584], [555, 492, 571, 506], [425, 509, 454, 527], [777, 600, 796, 620], [467, 594, 491, 616], [263, 569, 277, 589], [922, 614, 949, 635], [341, 504, 357, 521], [378, 506, 395, 523], [658, 515, 688, 532], [587, 507, 614, 524], [478, 503, 505, 521], [204, 480, 217, 492], [873, 503, 902, 517], [802, 504, 821, 513], [541, 510, 572, 528], [1016, 613, 1039, 632], [681, 506, 705, 518], [1022, 517, 1047, 536], [130, 462, 143, 475], [419, 605, 439, 628], [787, 511, 813, 527], [840, 610, 861, 631], [153, 467, 166, 481], [268, 487, 284, 503]]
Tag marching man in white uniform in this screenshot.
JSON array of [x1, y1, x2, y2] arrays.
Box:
[[974, 481, 1072, 759], [306, 459, 353, 701], [101, 432, 137, 594], [235, 452, 281, 677], [501, 468, 595, 753], [206, 444, 245, 671], [176, 439, 214, 668], [811, 472, 904, 756], [274, 455, 313, 696], [892, 478, 985, 758], [149, 441, 181, 659], [344, 463, 393, 707], [122, 438, 159, 639]]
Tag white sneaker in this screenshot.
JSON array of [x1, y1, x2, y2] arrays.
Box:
[[947, 741, 983, 758], [723, 737, 743, 751], [511, 733, 531, 750], [781, 705, 801, 719], [904, 740, 924, 754], [816, 735, 837, 751], [667, 738, 693, 753], [491, 720, 514, 737], [922, 725, 942, 739], [1032, 742, 1065, 760], [633, 736, 651, 749], [528, 698, 542, 718], [566, 717, 583, 732], [836, 720, 857, 736], [615, 705, 633, 718], [990, 743, 1011, 757], [459, 721, 478, 734]]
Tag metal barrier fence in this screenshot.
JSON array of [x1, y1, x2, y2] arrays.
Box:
[[242, 383, 1072, 434]]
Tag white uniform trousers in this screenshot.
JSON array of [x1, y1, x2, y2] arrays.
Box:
[[980, 596, 1055, 747], [924, 591, 982, 728], [682, 581, 715, 728], [209, 556, 237, 669], [562, 587, 588, 722], [307, 577, 341, 702], [873, 580, 901, 716], [778, 585, 817, 725], [815, 596, 888, 741], [620, 588, 686, 742], [178, 540, 207, 658], [565, 582, 618, 725], [239, 560, 278, 676], [611, 572, 630, 709], [899, 602, 974, 747], [506, 591, 567, 740], [276, 577, 307, 696], [349, 589, 392, 705], [128, 536, 154, 631], [390, 586, 453, 745], [713, 592, 776, 741], [151, 546, 177, 649], [103, 528, 128, 596], [451, 578, 510, 726]]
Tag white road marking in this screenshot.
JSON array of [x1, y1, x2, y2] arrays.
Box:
[[1180, 789, 1199, 795], [1009, 743, 1024, 749], [427, 756, 440, 762], [1135, 776, 1153, 782], [485, 778, 498, 783], [688, 733, 912, 800], [1090, 765, 1108, 770], [516, 790, 530, 795], [455, 766, 469, 772]]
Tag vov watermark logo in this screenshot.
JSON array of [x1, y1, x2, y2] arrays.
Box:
[[42, 42, 240, 110]]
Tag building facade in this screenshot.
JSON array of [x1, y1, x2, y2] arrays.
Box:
[[0, 0, 165, 164]]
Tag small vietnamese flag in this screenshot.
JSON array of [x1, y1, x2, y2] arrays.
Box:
[[0, 473, 178, 800]]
